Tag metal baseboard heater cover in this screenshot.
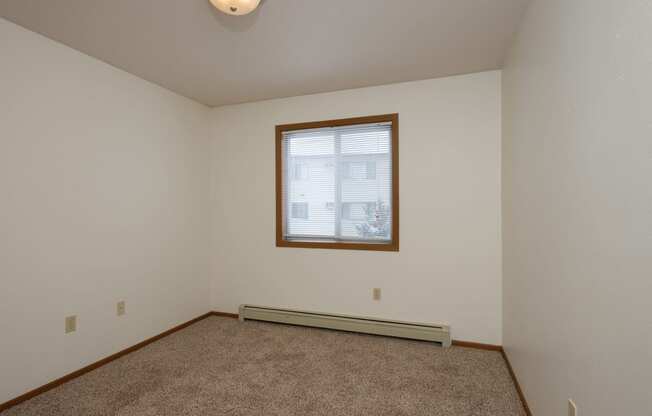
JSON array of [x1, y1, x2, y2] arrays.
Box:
[[238, 305, 451, 347]]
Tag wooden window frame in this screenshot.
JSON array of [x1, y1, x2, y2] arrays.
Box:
[[275, 113, 399, 251]]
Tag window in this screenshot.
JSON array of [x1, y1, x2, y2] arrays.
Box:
[[276, 114, 398, 251]]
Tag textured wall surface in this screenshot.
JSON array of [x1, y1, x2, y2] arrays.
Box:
[[502, 1, 652, 414], [0, 18, 211, 403], [209, 71, 503, 345]]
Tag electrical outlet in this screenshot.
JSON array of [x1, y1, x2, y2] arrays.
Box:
[[117, 301, 126, 316], [568, 399, 577, 416], [373, 288, 381, 301], [65, 316, 77, 334]]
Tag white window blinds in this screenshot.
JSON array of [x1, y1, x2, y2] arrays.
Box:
[[281, 122, 393, 243]]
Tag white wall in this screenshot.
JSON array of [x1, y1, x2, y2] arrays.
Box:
[[209, 71, 503, 345], [0, 19, 211, 403], [502, 1, 652, 415]]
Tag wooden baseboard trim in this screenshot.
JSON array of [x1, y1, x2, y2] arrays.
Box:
[[0, 312, 213, 413], [500, 349, 533, 416], [451, 340, 503, 351], [211, 311, 239, 319]]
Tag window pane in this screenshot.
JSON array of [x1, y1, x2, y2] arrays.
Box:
[[284, 133, 336, 237], [340, 154, 391, 241]]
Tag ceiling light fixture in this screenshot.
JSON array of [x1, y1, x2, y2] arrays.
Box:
[[209, 0, 261, 16]]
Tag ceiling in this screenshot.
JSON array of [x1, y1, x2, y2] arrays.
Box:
[[0, 0, 530, 107]]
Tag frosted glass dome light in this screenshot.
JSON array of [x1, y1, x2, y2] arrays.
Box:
[[209, 0, 261, 16]]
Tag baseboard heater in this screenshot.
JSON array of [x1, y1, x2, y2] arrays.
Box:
[[238, 305, 451, 347]]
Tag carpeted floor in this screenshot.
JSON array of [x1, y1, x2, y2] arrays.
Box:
[[3, 316, 526, 416]]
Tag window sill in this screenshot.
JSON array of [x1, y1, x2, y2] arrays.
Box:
[[276, 239, 399, 252]]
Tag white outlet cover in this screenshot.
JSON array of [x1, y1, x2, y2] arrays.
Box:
[[65, 316, 77, 333], [117, 301, 126, 316]]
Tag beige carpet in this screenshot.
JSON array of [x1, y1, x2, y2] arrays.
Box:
[[3, 317, 526, 416]]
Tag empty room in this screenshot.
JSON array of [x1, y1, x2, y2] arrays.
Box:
[[1, 1, 650, 415]]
